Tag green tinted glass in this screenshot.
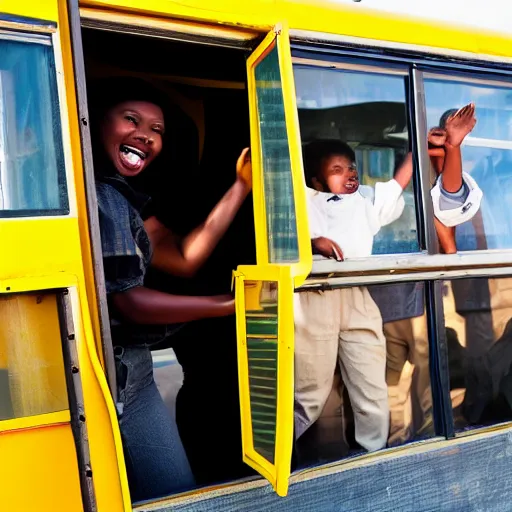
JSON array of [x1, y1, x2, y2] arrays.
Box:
[[254, 44, 299, 263], [244, 280, 279, 463]]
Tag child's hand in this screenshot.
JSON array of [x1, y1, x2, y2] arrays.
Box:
[[444, 103, 477, 148], [312, 237, 344, 261], [236, 147, 252, 191], [428, 127, 447, 148]]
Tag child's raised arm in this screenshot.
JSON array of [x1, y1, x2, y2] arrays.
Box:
[[393, 152, 413, 190], [441, 103, 476, 192], [429, 103, 476, 192]]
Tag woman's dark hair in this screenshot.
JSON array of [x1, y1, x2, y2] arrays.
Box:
[[88, 76, 171, 127], [303, 139, 356, 187]]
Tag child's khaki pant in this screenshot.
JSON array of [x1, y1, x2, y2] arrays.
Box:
[[294, 287, 389, 452]]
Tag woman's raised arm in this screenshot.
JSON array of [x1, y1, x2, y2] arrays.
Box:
[[145, 148, 252, 277]]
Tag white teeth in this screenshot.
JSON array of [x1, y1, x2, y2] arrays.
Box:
[[121, 145, 146, 159]]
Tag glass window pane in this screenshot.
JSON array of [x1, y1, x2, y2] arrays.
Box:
[[294, 65, 419, 256], [244, 280, 278, 463], [294, 282, 433, 467], [0, 292, 68, 420], [424, 77, 512, 250], [442, 277, 512, 431], [254, 44, 299, 263], [0, 39, 68, 217]]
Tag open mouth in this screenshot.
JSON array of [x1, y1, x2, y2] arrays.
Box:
[[119, 144, 148, 171], [345, 181, 358, 191]]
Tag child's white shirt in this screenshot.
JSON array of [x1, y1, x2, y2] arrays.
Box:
[[307, 179, 405, 259]]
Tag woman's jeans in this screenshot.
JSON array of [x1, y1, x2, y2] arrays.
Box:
[[114, 345, 195, 502]]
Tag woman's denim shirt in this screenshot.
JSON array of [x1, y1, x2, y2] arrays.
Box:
[[96, 173, 181, 346]]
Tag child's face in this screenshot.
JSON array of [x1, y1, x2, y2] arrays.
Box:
[[313, 154, 359, 195], [101, 100, 165, 177]]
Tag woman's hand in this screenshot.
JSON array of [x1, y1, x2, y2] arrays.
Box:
[[111, 287, 236, 324], [236, 147, 252, 191]]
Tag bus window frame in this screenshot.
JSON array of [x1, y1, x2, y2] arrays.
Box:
[[290, 48, 512, 282], [290, 39, 512, 447], [0, 28, 77, 219]]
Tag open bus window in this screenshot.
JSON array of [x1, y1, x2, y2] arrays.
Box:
[[442, 277, 512, 431], [424, 76, 512, 251], [294, 281, 434, 466], [0, 292, 68, 420], [0, 38, 68, 217], [254, 45, 299, 264], [82, 27, 257, 497], [293, 64, 419, 256]]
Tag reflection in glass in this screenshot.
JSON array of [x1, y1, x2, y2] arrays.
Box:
[[0, 293, 68, 420], [0, 39, 68, 216], [424, 77, 512, 250], [442, 277, 512, 430], [294, 65, 419, 255], [244, 280, 278, 463], [254, 45, 299, 263]]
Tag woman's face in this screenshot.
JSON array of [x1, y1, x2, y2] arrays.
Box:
[[101, 100, 165, 177]]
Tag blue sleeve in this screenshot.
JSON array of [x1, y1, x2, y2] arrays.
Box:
[[96, 183, 146, 294], [438, 181, 470, 211]]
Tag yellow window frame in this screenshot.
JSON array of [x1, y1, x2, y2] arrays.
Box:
[[234, 264, 294, 496], [247, 22, 311, 287], [235, 22, 311, 496]]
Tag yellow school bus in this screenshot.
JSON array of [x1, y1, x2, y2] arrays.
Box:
[[2, 1, 512, 511]]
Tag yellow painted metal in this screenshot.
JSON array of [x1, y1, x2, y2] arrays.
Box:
[[79, 6, 259, 42], [0, 410, 70, 433], [0, 3, 129, 512], [0, 0, 58, 22], [0, 218, 83, 283], [0, 423, 84, 511], [79, 0, 512, 59], [56, 2, 131, 509], [241, 25, 309, 494], [57, 0, 106, 368], [274, 23, 312, 286], [0, 293, 68, 418], [246, 25, 312, 287], [234, 264, 295, 497], [68, 286, 130, 512]]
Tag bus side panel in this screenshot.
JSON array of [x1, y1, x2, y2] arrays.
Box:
[[149, 428, 512, 511], [0, 424, 83, 512]]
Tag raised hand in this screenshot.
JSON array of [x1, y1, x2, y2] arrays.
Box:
[[444, 102, 477, 148], [236, 147, 252, 190], [428, 127, 447, 148]]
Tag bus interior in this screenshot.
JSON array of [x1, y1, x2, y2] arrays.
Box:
[[82, 26, 259, 487]]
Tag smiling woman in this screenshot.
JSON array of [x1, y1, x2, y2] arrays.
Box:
[[88, 76, 252, 501], [101, 100, 165, 175], [89, 78, 168, 177]]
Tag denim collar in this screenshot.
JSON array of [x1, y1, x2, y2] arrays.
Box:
[[97, 172, 151, 214]]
